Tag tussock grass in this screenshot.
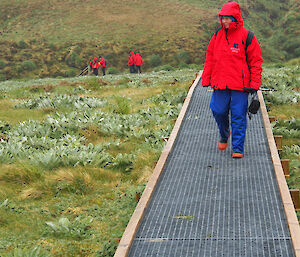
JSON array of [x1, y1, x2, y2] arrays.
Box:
[[111, 96, 131, 114], [264, 66, 300, 223], [0, 163, 42, 185], [20, 188, 44, 200], [269, 103, 300, 120], [0, 100, 47, 124], [47, 169, 94, 195], [80, 124, 102, 145], [0, 70, 194, 256]]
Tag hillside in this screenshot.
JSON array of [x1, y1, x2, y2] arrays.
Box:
[[0, 0, 299, 79]]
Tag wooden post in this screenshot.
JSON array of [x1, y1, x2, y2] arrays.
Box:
[[289, 189, 300, 211], [162, 137, 169, 142], [135, 192, 141, 203], [269, 116, 276, 123], [281, 159, 290, 178], [274, 135, 282, 151]]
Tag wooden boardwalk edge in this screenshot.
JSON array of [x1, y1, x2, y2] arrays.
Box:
[[258, 91, 300, 257], [114, 79, 299, 257], [113, 71, 202, 257]]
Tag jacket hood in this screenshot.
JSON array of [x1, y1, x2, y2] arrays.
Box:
[[218, 2, 243, 30], [136, 53, 140, 56], [130, 51, 135, 55], [93, 57, 97, 61]]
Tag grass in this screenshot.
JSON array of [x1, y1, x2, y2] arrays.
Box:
[[0, 0, 213, 79], [1, 0, 299, 79], [0, 66, 298, 255], [268, 103, 300, 119], [0, 100, 48, 124], [0, 70, 194, 256], [264, 66, 300, 223]]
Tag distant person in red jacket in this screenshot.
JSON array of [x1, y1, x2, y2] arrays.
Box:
[[201, 2, 263, 158], [128, 51, 136, 73], [135, 53, 143, 73], [99, 56, 106, 76], [89, 57, 99, 76]]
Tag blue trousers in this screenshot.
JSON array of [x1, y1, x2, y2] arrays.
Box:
[[210, 90, 249, 154]]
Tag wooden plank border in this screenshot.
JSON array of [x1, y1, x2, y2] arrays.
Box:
[[114, 71, 202, 257], [258, 90, 300, 257]]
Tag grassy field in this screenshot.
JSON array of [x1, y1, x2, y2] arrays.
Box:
[[0, 0, 299, 79], [0, 65, 298, 256], [262, 64, 300, 221], [0, 70, 197, 256]]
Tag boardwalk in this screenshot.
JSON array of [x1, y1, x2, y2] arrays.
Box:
[[116, 76, 298, 257]]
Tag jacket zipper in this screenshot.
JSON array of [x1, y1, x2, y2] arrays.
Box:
[[225, 29, 229, 45]]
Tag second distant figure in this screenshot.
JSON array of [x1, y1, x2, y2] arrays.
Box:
[[128, 51, 136, 73], [99, 56, 106, 76], [89, 57, 99, 76], [135, 53, 143, 73]]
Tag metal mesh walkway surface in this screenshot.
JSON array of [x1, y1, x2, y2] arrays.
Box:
[[127, 81, 295, 257]]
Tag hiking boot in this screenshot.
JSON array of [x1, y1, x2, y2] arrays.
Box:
[[218, 131, 231, 151], [218, 141, 228, 151], [232, 152, 243, 158]]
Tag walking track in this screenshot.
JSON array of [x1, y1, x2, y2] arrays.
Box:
[[115, 74, 299, 257]]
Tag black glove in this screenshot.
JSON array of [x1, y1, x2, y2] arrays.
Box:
[[248, 92, 260, 114], [243, 87, 257, 94]]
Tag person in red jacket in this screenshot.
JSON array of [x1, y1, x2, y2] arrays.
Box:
[[89, 57, 99, 76], [202, 2, 263, 158], [128, 51, 136, 73], [135, 53, 143, 73], [99, 56, 106, 76]]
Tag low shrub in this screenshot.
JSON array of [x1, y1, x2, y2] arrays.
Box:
[[65, 69, 77, 77], [45, 216, 94, 240], [149, 54, 161, 67], [18, 40, 28, 49], [4, 246, 50, 257], [188, 63, 203, 70], [66, 52, 82, 68], [154, 64, 175, 72], [48, 43, 57, 51], [113, 96, 131, 114], [0, 60, 6, 69], [21, 60, 37, 71], [175, 51, 190, 64], [178, 62, 189, 69], [96, 240, 118, 257], [85, 76, 100, 90], [108, 67, 120, 74]]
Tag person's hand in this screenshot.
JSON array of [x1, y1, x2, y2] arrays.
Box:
[[243, 87, 257, 94]]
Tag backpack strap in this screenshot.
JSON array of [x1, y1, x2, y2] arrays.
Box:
[[214, 28, 222, 40], [245, 30, 254, 55], [245, 30, 254, 66]]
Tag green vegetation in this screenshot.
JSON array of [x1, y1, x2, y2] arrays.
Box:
[[0, 70, 195, 256], [263, 65, 300, 221], [149, 54, 162, 68], [0, 0, 299, 79], [20, 60, 37, 72], [175, 51, 190, 64], [0, 0, 299, 251]]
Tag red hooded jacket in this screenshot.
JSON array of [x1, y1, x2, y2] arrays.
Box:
[[135, 53, 143, 66], [90, 57, 99, 69], [202, 2, 263, 91], [99, 57, 106, 67], [128, 52, 136, 66]]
